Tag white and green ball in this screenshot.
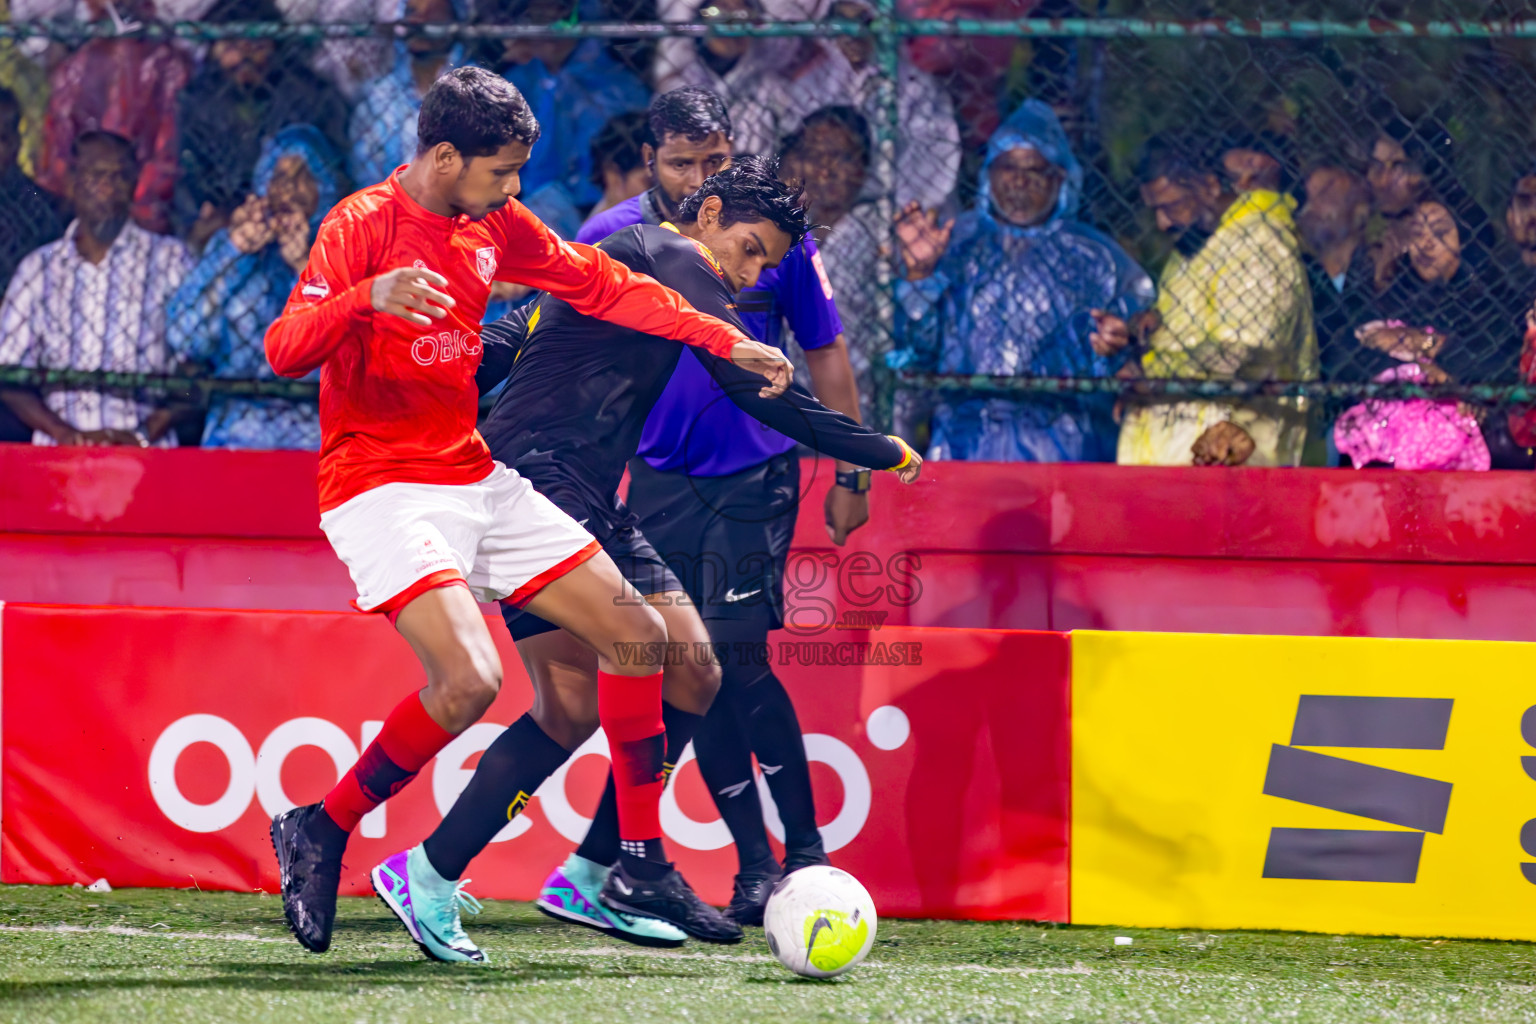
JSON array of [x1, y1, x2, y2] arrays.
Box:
[[762, 865, 878, 979]]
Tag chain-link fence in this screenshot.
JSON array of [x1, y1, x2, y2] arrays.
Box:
[[3, 3, 1536, 467]]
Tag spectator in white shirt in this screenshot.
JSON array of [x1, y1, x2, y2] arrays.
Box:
[[779, 104, 882, 422], [0, 130, 192, 446]]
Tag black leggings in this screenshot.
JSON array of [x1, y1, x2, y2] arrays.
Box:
[[689, 616, 821, 871]]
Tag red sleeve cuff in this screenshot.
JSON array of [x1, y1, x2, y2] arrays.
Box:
[[703, 328, 745, 360]]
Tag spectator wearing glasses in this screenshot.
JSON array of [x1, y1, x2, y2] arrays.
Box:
[[778, 105, 882, 422], [785, 0, 959, 212]]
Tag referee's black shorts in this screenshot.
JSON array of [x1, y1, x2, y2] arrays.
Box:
[[626, 453, 800, 631], [500, 483, 683, 643]]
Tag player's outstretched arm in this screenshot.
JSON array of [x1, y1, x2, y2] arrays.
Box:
[[490, 204, 781, 387], [698, 350, 922, 483], [632, 235, 793, 398], [722, 337, 793, 399]]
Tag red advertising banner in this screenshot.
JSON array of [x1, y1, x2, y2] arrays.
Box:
[[0, 604, 1069, 921], [10, 444, 1536, 642]]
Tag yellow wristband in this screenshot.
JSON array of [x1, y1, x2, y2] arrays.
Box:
[[887, 435, 916, 470]]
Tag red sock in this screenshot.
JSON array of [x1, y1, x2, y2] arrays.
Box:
[[597, 669, 666, 844], [323, 690, 455, 832]]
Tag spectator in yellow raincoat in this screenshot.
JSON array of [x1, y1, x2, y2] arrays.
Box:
[[1118, 136, 1317, 467]]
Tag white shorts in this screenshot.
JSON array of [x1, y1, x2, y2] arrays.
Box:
[[319, 463, 600, 614]]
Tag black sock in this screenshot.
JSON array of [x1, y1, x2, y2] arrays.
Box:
[[574, 776, 621, 868], [617, 837, 669, 880], [699, 617, 821, 855], [742, 668, 822, 854], [422, 713, 570, 880], [582, 701, 704, 880], [692, 685, 778, 873]]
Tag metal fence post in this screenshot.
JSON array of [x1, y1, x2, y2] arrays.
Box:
[[870, 0, 901, 433]]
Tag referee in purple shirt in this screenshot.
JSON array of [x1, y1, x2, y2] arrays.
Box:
[[571, 88, 869, 923]]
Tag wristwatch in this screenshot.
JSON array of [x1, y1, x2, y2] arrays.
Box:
[[836, 468, 871, 493]]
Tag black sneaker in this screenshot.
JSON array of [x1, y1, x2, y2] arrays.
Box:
[[270, 802, 347, 953], [783, 840, 830, 875], [599, 861, 743, 944], [726, 867, 782, 926]]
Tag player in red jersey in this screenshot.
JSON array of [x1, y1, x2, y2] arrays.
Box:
[[263, 66, 792, 957]]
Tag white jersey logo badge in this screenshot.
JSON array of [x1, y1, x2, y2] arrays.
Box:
[[300, 274, 330, 300], [476, 246, 497, 285], [810, 249, 834, 300]]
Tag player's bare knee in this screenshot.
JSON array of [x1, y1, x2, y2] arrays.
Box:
[[598, 600, 668, 673], [695, 652, 723, 696], [429, 658, 502, 730], [665, 649, 721, 715], [631, 600, 668, 647]]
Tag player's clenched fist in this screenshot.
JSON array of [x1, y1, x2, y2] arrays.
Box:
[[371, 266, 456, 327], [888, 435, 923, 484], [730, 339, 793, 398]]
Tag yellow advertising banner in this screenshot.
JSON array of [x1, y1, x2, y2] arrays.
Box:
[[1071, 630, 1536, 940]]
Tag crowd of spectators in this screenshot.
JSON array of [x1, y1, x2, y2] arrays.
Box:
[[882, 111, 1536, 470], [1, 0, 1534, 473]]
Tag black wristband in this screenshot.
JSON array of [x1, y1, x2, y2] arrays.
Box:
[[836, 469, 871, 493]]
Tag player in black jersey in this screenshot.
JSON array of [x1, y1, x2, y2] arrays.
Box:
[[370, 158, 921, 960]]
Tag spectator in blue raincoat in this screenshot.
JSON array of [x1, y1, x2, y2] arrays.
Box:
[[893, 99, 1155, 462], [347, 0, 465, 189], [167, 125, 342, 449]]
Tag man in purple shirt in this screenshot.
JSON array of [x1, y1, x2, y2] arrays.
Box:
[[542, 87, 873, 931]]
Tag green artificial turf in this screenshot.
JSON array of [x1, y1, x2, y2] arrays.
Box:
[[0, 884, 1533, 1023]]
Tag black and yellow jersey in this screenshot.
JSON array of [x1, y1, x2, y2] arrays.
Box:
[[476, 223, 904, 534]]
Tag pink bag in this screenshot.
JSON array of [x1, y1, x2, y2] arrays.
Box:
[[1333, 363, 1490, 471]]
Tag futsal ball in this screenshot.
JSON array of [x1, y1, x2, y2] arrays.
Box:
[[763, 865, 877, 979]]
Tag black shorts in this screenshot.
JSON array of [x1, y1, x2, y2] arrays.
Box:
[[501, 488, 682, 643], [626, 453, 800, 630]]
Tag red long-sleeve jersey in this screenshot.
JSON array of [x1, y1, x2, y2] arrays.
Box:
[[264, 170, 748, 512]]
